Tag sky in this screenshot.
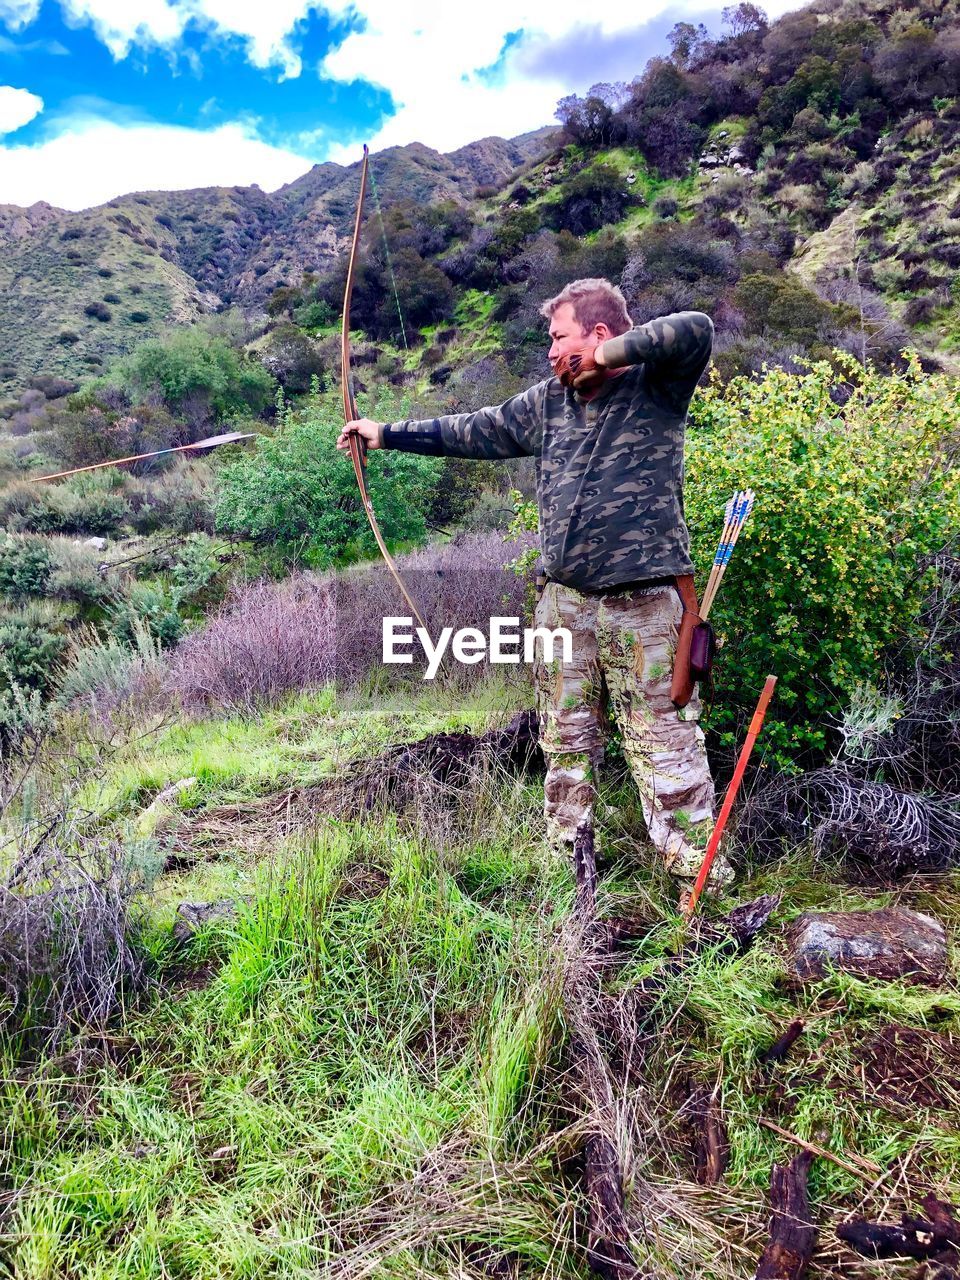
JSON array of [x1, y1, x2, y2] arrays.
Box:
[[0, 0, 808, 211]]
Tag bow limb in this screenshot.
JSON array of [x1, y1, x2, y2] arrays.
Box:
[[341, 144, 429, 634]]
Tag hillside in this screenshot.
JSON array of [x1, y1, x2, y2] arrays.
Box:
[[0, 130, 555, 392]]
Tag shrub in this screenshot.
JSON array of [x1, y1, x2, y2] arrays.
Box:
[[125, 461, 216, 535], [45, 539, 117, 608], [731, 271, 847, 344], [103, 292, 121, 304], [110, 330, 275, 424], [27, 375, 80, 400], [15, 485, 131, 537], [294, 299, 335, 329], [129, 311, 150, 324], [259, 325, 326, 393], [546, 163, 632, 235], [0, 828, 148, 1051], [84, 302, 112, 322], [98, 267, 114, 278], [0, 534, 52, 601], [215, 392, 441, 562], [57, 331, 80, 346], [685, 351, 960, 766], [107, 581, 185, 648], [0, 610, 66, 698]]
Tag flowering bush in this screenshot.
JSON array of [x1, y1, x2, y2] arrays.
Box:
[[688, 351, 959, 766]]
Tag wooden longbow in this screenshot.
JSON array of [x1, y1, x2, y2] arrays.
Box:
[[341, 144, 428, 633]]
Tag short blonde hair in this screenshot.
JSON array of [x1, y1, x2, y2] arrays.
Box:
[[540, 277, 632, 336]]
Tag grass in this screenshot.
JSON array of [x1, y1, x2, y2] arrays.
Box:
[[2, 671, 959, 1277]]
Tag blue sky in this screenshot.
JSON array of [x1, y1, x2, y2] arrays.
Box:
[[0, 0, 805, 211]]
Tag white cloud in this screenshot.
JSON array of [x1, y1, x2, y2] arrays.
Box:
[[52, 0, 318, 78], [0, 0, 41, 30], [0, 84, 43, 133], [57, 0, 187, 58], [319, 0, 811, 162], [0, 115, 313, 208]]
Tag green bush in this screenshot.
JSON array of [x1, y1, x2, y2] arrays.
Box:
[[16, 487, 131, 537], [685, 350, 960, 766], [107, 582, 185, 649], [0, 613, 66, 697], [120, 458, 216, 536], [215, 390, 441, 563], [0, 534, 52, 601], [108, 330, 275, 424]]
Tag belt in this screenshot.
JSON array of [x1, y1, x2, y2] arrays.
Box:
[[535, 572, 677, 595]]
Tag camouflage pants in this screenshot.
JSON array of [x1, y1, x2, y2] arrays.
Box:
[[532, 580, 731, 885]]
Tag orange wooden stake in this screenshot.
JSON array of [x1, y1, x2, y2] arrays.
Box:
[[683, 674, 778, 919]]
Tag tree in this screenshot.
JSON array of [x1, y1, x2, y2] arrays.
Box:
[[555, 83, 629, 147], [667, 21, 711, 69], [722, 2, 768, 39]]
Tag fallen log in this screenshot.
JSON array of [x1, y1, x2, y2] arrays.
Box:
[[838, 1194, 960, 1268], [584, 1132, 645, 1280], [755, 1150, 817, 1280]]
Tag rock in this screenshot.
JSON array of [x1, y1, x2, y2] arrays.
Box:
[[728, 145, 745, 161], [83, 536, 107, 551], [173, 898, 249, 943], [788, 907, 947, 985], [718, 129, 729, 138]]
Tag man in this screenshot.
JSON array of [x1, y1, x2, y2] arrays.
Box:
[[336, 277, 732, 894]]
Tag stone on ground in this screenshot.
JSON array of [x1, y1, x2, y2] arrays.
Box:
[[787, 906, 947, 984]]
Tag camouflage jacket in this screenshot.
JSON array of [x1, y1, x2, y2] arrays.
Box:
[[378, 310, 714, 592]]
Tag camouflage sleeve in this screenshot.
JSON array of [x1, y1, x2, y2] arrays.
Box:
[[601, 311, 714, 409], [378, 382, 545, 460]]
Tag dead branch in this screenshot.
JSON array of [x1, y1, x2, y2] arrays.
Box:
[[838, 1194, 960, 1268], [755, 1150, 817, 1280], [689, 1084, 729, 1186], [757, 1119, 881, 1178]]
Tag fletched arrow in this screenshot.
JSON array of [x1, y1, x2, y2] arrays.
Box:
[[700, 488, 755, 620], [28, 431, 256, 483]]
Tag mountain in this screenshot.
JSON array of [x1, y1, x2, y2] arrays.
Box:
[[0, 128, 557, 393]]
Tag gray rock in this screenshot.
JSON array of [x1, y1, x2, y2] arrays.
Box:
[[173, 898, 249, 943], [83, 536, 107, 551], [788, 907, 947, 985]]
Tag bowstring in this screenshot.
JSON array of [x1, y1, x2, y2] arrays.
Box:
[[367, 163, 409, 353]]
